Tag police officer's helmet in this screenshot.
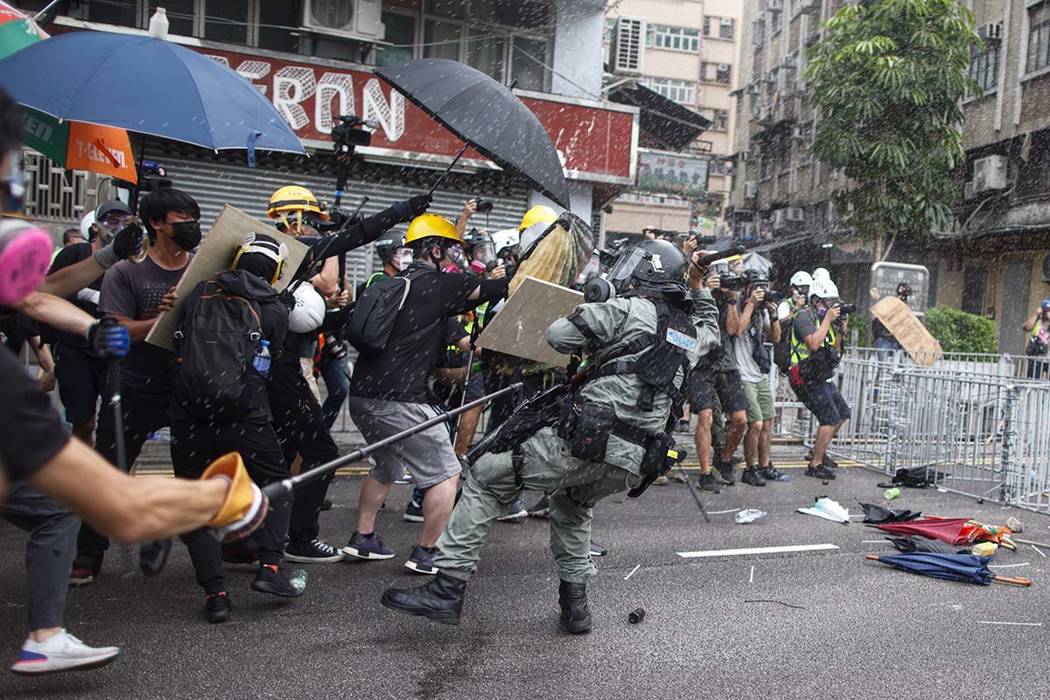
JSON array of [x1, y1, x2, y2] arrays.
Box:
[[628, 239, 688, 295]]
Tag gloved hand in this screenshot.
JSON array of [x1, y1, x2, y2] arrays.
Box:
[[86, 319, 130, 358], [392, 194, 432, 222], [93, 220, 145, 269], [202, 453, 270, 543]]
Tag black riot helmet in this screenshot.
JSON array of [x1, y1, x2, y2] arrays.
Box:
[[623, 238, 689, 296]]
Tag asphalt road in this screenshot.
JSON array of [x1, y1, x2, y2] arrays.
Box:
[[1, 463, 1048, 699]]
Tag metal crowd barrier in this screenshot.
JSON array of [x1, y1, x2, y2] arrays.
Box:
[[799, 348, 1050, 514]]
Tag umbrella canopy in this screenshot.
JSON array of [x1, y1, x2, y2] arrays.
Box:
[[867, 552, 996, 585], [375, 59, 570, 208], [872, 517, 971, 545], [0, 30, 303, 153], [798, 497, 850, 524], [860, 503, 922, 524], [885, 535, 963, 555], [511, 212, 594, 293], [0, 8, 137, 182]]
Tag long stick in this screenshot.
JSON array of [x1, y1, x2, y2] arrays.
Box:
[[263, 382, 523, 501], [676, 463, 710, 523], [428, 142, 470, 197]]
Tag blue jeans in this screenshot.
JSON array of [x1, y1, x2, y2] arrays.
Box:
[[319, 353, 349, 430]]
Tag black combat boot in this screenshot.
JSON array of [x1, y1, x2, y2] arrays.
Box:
[[381, 572, 466, 625], [558, 580, 593, 634]]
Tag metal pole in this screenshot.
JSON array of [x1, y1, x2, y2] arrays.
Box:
[[263, 382, 523, 501], [428, 142, 470, 198]]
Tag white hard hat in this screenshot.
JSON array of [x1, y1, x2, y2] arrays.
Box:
[[489, 227, 520, 255], [288, 282, 326, 333], [812, 267, 831, 282], [810, 278, 840, 300], [80, 211, 96, 239], [790, 270, 813, 288]]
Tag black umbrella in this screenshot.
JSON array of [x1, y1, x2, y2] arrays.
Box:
[[375, 59, 570, 208], [859, 502, 923, 524], [885, 535, 962, 555]]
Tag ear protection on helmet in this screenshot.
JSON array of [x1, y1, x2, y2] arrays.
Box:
[[230, 232, 288, 285]]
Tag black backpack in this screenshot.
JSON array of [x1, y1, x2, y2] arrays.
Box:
[[174, 281, 265, 421], [347, 267, 430, 355], [773, 316, 794, 373]]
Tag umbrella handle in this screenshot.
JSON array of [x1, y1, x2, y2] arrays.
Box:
[[993, 575, 1033, 587], [864, 554, 880, 561]]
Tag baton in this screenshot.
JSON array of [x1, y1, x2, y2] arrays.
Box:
[[263, 382, 524, 501], [691, 246, 746, 271], [100, 318, 127, 472]]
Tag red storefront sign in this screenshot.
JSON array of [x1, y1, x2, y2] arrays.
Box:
[[200, 47, 636, 185]]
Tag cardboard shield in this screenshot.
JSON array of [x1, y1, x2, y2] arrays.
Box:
[[475, 276, 582, 366], [145, 204, 308, 351], [871, 296, 942, 366], [511, 212, 593, 294]]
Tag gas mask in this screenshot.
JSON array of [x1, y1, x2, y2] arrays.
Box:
[[0, 218, 53, 305], [394, 248, 413, 272]]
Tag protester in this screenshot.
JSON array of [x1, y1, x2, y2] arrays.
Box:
[[317, 286, 352, 429], [380, 239, 719, 631], [344, 213, 509, 575], [61, 228, 84, 247], [169, 233, 304, 621], [789, 277, 849, 479], [732, 271, 784, 486], [264, 184, 431, 564], [872, 282, 912, 361], [688, 263, 748, 489], [46, 203, 132, 444], [71, 187, 199, 585], [1022, 298, 1050, 380]]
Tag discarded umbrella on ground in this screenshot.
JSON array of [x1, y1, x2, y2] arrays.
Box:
[[859, 502, 922, 524], [865, 552, 1031, 587]]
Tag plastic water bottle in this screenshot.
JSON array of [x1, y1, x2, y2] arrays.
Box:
[[252, 339, 271, 377], [289, 569, 308, 594]]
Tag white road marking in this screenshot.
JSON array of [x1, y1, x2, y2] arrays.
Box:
[[976, 621, 1043, 627], [624, 564, 640, 581], [748, 565, 755, 584], [677, 543, 840, 559]]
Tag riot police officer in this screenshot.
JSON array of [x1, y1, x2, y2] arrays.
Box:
[[380, 239, 720, 634]]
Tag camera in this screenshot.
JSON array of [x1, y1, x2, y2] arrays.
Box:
[[762, 288, 788, 303], [719, 274, 748, 291], [331, 115, 373, 157], [473, 198, 494, 214], [836, 303, 857, 314]]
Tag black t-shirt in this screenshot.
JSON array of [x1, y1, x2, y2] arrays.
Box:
[[47, 242, 101, 349], [350, 267, 482, 403], [0, 311, 39, 355], [0, 345, 69, 483], [100, 256, 189, 389]]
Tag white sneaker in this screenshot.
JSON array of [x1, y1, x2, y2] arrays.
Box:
[[11, 629, 121, 675]]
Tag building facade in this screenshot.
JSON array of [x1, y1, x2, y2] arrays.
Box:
[[12, 0, 636, 276], [604, 0, 742, 240]]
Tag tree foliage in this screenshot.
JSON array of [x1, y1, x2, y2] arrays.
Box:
[[805, 0, 981, 246], [924, 306, 997, 353]]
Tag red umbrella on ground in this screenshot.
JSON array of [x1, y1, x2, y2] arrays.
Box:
[[871, 518, 973, 546]]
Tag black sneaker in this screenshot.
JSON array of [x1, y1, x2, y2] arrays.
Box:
[[527, 494, 550, 518], [320, 499, 334, 512], [285, 538, 344, 564], [139, 539, 172, 577], [404, 545, 439, 575], [823, 454, 840, 469], [251, 565, 305, 598], [697, 472, 721, 493], [204, 592, 231, 624], [805, 464, 836, 480], [759, 465, 789, 482], [496, 497, 528, 523], [69, 555, 101, 586], [403, 489, 425, 523], [741, 467, 766, 487], [342, 531, 395, 560], [715, 461, 736, 486]]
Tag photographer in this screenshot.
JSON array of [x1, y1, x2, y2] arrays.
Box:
[[789, 278, 850, 480], [777, 270, 813, 323], [1022, 298, 1050, 380], [687, 261, 749, 491], [732, 271, 784, 486]]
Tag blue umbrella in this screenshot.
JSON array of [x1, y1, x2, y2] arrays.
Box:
[[0, 30, 303, 154], [865, 553, 1031, 586]]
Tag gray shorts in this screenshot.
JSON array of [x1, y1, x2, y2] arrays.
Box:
[[349, 396, 462, 488]]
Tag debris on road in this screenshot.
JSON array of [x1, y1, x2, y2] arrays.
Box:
[[864, 553, 1032, 587], [743, 599, 805, 610], [798, 497, 850, 524], [735, 509, 766, 524], [859, 502, 922, 524], [628, 607, 646, 624]]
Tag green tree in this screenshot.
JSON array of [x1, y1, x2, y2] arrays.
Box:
[[805, 0, 981, 259]]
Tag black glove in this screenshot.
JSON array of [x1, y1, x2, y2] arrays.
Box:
[[112, 221, 145, 260], [393, 194, 432, 221]]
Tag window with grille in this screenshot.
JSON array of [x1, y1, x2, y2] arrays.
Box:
[[20, 151, 90, 224], [647, 24, 700, 52], [969, 44, 1001, 92], [642, 78, 697, 105], [1029, 2, 1050, 74]]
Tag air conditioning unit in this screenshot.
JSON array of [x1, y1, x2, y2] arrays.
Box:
[[785, 207, 805, 222], [978, 22, 1003, 44], [767, 0, 784, 13], [744, 181, 758, 198], [302, 0, 384, 42], [748, 83, 761, 96], [611, 16, 646, 74], [972, 154, 1008, 192], [963, 181, 976, 200], [799, 0, 820, 14]]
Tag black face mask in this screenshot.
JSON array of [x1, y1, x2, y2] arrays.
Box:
[[171, 220, 201, 251]]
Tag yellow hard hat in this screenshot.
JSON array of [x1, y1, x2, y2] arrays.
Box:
[[405, 213, 461, 245], [266, 185, 328, 221], [519, 204, 557, 231]]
